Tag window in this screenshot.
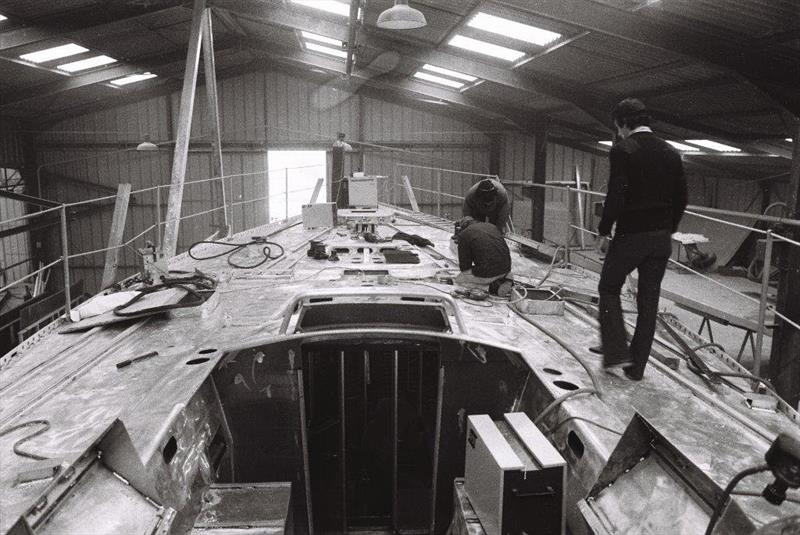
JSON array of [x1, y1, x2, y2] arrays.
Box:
[[468, 12, 561, 46], [413, 71, 465, 89], [685, 140, 741, 153], [291, 0, 350, 17], [20, 43, 88, 63], [268, 151, 327, 222], [420, 64, 477, 82], [110, 72, 157, 86], [666, 141, 700, 152], [57, 55, 116, 73]]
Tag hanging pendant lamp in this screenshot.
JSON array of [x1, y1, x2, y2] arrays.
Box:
[[377, 0, 427, 30]]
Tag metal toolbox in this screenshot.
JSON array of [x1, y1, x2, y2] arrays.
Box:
[[464, 412, 566, 535]]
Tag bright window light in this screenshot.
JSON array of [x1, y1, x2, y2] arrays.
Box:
[[301, 31, 343, 47], [110, 72, 157, 86], [291, 0, 349, 17], [421, 64, 476, 82], [0, 14, 7, 21], [413, 71, 464, 89], [599, 141, 613, 147], [468, 12, 561, 46], [685, 139, 741, 152], [787, 138, 794, 143], [305, 42, 347, 59], [20, 43, 88, 63], [57, 54, 116, 72], [666, 141, 700, 152], [448, 35, 525, 61]]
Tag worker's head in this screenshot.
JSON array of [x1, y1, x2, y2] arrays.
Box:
[[612, 98, 650, 138], [455, 216, 476, 235], [476, 178, 497, 201]]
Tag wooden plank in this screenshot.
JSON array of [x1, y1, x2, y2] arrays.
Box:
[[100, 183, 132, 290], [163, 0, 207, 258], [309, 178, 324, 204], [401, 175, 419, 212]]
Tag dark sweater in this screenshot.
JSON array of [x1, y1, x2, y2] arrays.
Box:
[[457, 222, 511, 278], [598, 131, 688, 236], [462, 179, 511, 232]]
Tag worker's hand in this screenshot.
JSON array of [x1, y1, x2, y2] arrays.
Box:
[[596, 235, 609, 254]]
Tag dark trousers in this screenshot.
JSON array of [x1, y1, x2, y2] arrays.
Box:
[[598, 230, 671, 379]]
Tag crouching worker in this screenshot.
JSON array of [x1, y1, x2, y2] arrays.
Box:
[[453, 216, 511, 289]]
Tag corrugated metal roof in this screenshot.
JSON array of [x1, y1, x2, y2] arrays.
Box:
[[640, 0, 800, 40]]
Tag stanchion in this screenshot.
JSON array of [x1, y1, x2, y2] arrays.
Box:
[[755, 230, 773, 376], [60, 205, 72, 321]]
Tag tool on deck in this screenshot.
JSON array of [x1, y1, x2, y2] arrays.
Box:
[[116, 350, 159, 369]]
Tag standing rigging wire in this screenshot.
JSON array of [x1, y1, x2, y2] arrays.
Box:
[[188, 238, 285, 269]]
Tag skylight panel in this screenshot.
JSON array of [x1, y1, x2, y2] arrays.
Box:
[[301, 31, 343, 47], [110, 72, 157, 86], [291, 0, 350, 17], [449, 35, 525, 62], [468, 12, 561, 46], [413, 71, 464, 89], [666, 141, 700, 152], [58, 55, 117, 73], [305, 42, 347, 59], [685, 139, 741, 152], [20, 43, 88, 63], [598, 141, 613, 147], [421, 64, 476, 82]]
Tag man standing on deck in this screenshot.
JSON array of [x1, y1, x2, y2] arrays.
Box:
[[596, 98, 688, 380], [463, 178, 510, 233], [453, 216, 511, 288]]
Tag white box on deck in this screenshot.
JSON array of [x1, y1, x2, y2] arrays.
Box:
[[302, 202, 337, 229], [348, 175, 379, 208], [464, 412, 566, 535]]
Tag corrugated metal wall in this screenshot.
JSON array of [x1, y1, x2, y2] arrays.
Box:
[[36, 70, 492, 293], [501, 132, 609, 244]]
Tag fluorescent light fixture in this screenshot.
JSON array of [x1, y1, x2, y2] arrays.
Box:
[[413, 71, 464, 89], [449, 35, 525, 61], [666, 140, 700, 152], [291, 0, 349, 17], [599, 141, 613, 147], [110, 72, 157, 86], [58, 54, 116, 72], [685, 139, 741, 152], [301, 31, 343, 47], [421, 64, 476, 82], [305, 42, 347, 59], [20, 43, 88, 63], [468, 12, 561, 46]]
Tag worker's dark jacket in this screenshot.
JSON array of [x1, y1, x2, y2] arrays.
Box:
[[598, 132, 688, 236], [457, 222, 511, 278], [462, 179, 510, 232]]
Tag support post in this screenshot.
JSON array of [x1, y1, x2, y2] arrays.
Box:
[[297, 369, 315, 534], [100, 183, 132, 289], [60, 205, 72, 321], [202, 8, 229, 237], [429, 366, 444, 534], [565, 186, 572, 265], [162, 0, 206, 258], [401, 175, 419, 212], [531, 115, 548, 241], [155, 186, 162, 252], [770, 123, 800, 407], [392, 349, 399, 532], [309, 178, 324, 204], [339, 350, 347, 534], [284, 168, 289, 220], [575, 165, 586, 250], [436, 170, 442, 217], [755, 230, 773, 377], [332, 137, 347, 209]]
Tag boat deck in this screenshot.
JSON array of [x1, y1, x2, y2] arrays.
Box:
[[1, 207, 798, 533]]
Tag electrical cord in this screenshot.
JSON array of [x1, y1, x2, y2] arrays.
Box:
[[705, 464, 770, 535], [113, 271, 217, 317], [0, 419, 51, 460], [533, 388, 597, 425], [188, 237, 285, 269]]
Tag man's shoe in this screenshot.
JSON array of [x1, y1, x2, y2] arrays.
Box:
[[589, 346, 604, 355], [603, 359, 634, 371], [623, 368, 642, 381]]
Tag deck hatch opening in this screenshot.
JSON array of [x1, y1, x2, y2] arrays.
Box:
[[297, 302, 449, 332], [163, 436, 178, 464]]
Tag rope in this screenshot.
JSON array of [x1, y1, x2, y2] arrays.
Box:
[[188, 238, 285, 269]]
